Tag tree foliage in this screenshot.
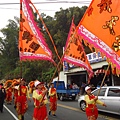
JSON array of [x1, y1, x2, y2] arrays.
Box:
[[0, 19, 19, 79]]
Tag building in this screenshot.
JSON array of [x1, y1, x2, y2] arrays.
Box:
[[57, 52, 120, 88]]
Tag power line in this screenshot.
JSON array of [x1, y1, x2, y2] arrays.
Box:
[[0, 1, 90, 13], [46, 0, 91, 3], [0, 7, 18, 10], [0, 1, 90, 5], [0, 7, 57, 12], [0, 1, 90, 11]]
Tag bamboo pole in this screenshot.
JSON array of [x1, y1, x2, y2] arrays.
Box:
[[20, 61, 23, 78], [31, 1, 61, 61], [19, 0, 23, 79], [31, 1, 62, 81], [48, 25, 78, 85], [97, 64, 110, 96]]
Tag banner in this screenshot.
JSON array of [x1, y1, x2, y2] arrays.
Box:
[[63, 18, 93, 79], [77, 0, 120, 74], [19, 0, 54, 62]]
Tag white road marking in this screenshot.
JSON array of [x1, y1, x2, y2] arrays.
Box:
[[3, 105, 19, 120]]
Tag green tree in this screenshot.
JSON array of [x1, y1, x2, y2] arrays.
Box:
[[0, 18, 19, 79], [43, 6, 88, 58]]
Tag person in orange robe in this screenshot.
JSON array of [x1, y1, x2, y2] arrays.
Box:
[[32, 81, 48, 120], [48, 82, 58, 117], [16, 78, 30, 120], [5, 85, 12, 105], [85, 86, 107, 120]]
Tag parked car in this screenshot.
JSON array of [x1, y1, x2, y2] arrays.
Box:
[[78, 86, 120, 115]]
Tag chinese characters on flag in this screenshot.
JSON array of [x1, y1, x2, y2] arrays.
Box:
[[19, 0, 54, 62], [77, 0, 120, 75], [63, 18, 93, 80]]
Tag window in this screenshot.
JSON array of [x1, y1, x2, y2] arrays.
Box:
[[97, 52, 101, 58], [93, 88, 106, 96], [88, 54, 92, 60], [93, 53, 96, 59], [107, 88, 120, 97]]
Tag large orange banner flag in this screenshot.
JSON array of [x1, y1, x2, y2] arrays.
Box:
[[77, 0, 120, 74], [19, 0, 54, 62], [63, 19, 93, 79]]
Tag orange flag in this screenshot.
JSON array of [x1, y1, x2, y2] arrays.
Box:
[[63, 18, 93, 80], [19, 0, 54, 62], [77, 0, 120, 75]]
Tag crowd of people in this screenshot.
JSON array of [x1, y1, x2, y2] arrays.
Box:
[[0, 78, 58, 120], [0, 78, 108, 120], [67, 82, 79, 89]]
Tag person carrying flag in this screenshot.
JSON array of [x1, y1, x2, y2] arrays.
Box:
[[16, 78, 31, 120], [32, 81, 48, 120], [85, 86, 107, 120]]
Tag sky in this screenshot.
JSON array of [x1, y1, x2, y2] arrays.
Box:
[[0, 0, 91, 36]]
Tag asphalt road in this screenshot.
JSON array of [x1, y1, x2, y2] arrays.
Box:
[[0, 98, 120, 120]]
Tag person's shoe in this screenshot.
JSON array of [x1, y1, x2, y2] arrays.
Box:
[[22, 115, 24, 120], [48, 111, 51, 115], [52, 114, 56, 117], [14, 105, 16, 109]]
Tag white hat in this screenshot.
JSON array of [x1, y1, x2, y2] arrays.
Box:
[[34, 81, 41, 87], [14, 85, 19, 90], [85, 86, 91, 92]]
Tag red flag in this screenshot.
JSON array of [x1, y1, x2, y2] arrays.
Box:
[[63, 18, 93, 80], [19, 0, 54, 63], [77, 0, 120, 75]]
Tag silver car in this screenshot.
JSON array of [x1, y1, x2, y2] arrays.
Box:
[[78, 86, 120, 115]]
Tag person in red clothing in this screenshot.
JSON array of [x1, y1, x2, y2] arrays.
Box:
[[85, 86, 107, 120], [5, 85, 12, 105], [32, 81, 48, 120], [13, 85, 19, 109], [48, 82, 58, 117], [16, 78, 30, 120]]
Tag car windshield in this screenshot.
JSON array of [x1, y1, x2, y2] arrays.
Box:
[[92, 88, 106, 96]]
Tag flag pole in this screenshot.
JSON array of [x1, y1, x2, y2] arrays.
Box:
[[97, 64, 110, 96], [91, 64, 110, 112], [19, 0, 23, 79], [48, 19, 80, 85], [20, 61, 23, 78], [30, 1, 61, 62], [30, 1, 62, 83]]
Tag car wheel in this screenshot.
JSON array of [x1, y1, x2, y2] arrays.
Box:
[[57, 94, 60, 100], [60, 95, 64, 101], [72, 96, 76, 100], [80, 101, 86, 111]]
